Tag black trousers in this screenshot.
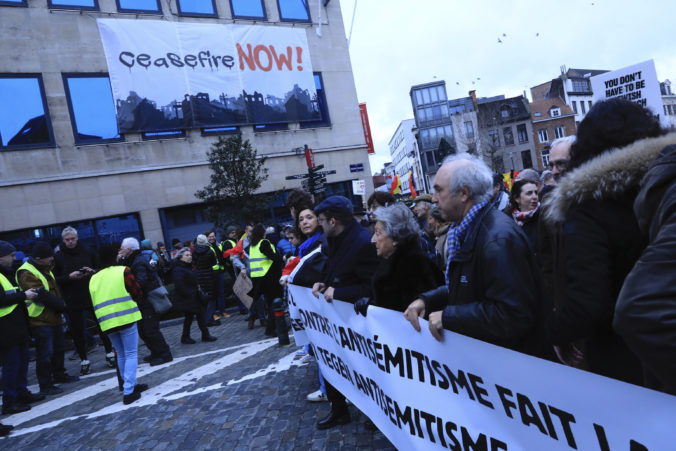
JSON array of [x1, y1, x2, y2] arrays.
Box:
[[325, 380, 348, 412], [138, 301, 171, 358], [182, 311, 209, 338], [67, 308, 112, 360]]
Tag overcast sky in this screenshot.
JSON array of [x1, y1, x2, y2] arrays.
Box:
[[339, 0, 676, 174]]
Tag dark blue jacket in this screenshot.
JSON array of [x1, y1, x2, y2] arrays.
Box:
[[322, 220, 379, 303]]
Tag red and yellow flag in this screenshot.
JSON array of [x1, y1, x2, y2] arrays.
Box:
[[390, 174, 402, 194], [408, 170, 417, 198]]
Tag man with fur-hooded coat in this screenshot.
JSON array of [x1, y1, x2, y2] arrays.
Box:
[[545, 120, 675, 386]]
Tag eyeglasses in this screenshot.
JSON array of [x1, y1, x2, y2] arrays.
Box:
[[549, 159, 569, 170]]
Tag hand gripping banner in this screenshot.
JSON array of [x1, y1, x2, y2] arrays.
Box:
[[287, 285, 676, 450]]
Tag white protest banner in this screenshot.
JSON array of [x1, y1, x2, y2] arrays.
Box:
[[288, 284, 676, 450], [591, 60, 668, 127], [352, 179, 366, 196], [97, 19, 319, 133]]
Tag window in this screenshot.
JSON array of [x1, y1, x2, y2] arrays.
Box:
[[176, 0, 217, 17], [48, 0, 98, 10], [500, 106, 511, 118], [277, 0, 310, 22], [665, 105, 669, 116], [414, 90, 423, 106], [116, 0, 160, 12], [464, 121, 474, 139], [301, 73, 331, 128], [580, 101, 586, 114], [571, 79, 590, 92], [550, 107, 561, 117], [572, 101, 578, 114], [254, 123, 288, 132], [521, 150, 533, 169], [503, 127, 514, 146], [588, 100, 592, 110], [541, 148, 550, 168], [554, 125, 565, 139], [229, 0, 266, 19], [0, 0, 27, 6], [0, 74, 55, 150], [488, 129, 500, 147], [142, 130, 186, 140], [425, 151, 435, 168], [63, 74, 121, 145], [201, 126, 240, 136], [517, 124, 528, 143], [538, 129, 549, 144]]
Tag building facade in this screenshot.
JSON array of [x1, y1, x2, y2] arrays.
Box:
[[387, 118, 424, 195], [0, 0, 371, 250], [661, 80, 676, 130], [529, 98, 576, 170]]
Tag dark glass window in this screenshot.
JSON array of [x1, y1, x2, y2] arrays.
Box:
[[503, 126, 514, 146], [517, 124, 528, 143], [63, 74, 121, 144], [48, 0, 99, 10], [254, 123, 288, 132], [142, 130, 186, 140], [0, 0, 27, 6], [116, 0, 161, 13], [278, 0, 310, 22], [201, 126, 240, 136], [229, 0, 266, 19], [301, 73, 330, 128], [0, 74, 55, 150], [177, 0, 217, 17], [521, 150, 533, 169]]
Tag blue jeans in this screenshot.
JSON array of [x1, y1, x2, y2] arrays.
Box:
[[1, 342, 29, 405], [107, 323, 139, 395], [32, 325, 66, 390]]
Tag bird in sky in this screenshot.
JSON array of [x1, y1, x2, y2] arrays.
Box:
[[498, 38, 502, 43]]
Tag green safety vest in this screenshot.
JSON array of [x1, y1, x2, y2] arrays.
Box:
[[16, 261, 53, 318], [0, 272, 19, 317], [209, 243, 223, 271], [89, 266, 142, 332], [249, 239, 275, 278]]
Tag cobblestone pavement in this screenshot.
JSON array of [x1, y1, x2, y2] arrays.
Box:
[[1, 310, 396, 450]]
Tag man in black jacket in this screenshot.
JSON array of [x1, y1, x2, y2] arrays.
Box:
[[0, 241, 45, 420], [311, 196, 379, 429], [54, 227, 115, 375], [118, 237, 172, 367], [404, 155, 544, 357]]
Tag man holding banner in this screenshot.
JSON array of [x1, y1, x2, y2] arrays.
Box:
[[404, 155, 545, 357]]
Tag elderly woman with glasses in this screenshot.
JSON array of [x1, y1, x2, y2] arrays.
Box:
[[354, 203, 444, 316]]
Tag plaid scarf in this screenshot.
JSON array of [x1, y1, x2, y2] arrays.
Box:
[[511, 203, 540, 227], [445, 201, 488, 285]]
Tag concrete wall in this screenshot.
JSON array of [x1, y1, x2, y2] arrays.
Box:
[[0, 0, 371, 239]]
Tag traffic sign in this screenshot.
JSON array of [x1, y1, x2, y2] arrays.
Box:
[[285, 173, 310, 180], [308, 164, 325, 173], [313, 170, 336, 176]]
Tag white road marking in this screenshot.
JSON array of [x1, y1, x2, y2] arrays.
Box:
[[4, 339, 276, 434]]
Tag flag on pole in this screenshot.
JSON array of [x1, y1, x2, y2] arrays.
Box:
[[408, 170, 417, 198], [390, 174, 401, 194]]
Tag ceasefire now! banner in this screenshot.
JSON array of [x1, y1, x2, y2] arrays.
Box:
[[97, 19, 319, 133], [287, 285, 676, 450]]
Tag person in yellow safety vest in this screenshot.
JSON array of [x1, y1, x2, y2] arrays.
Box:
[[245, 224, 283, 334], [89, 244, 148, 405], [16, 241, 79, 397], [0, 241, 44, 427], [206, 229, 230, 321]]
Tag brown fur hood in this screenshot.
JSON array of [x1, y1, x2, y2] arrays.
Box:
[[545, 133, 676, 222]]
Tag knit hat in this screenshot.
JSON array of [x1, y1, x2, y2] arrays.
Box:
[[0, 240, 16, 258], [196, 234, 208, 245], [32, 241, 54, 259], [315, 195, 354, 216]]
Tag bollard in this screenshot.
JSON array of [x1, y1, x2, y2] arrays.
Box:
[[272, 298, 290, 346]]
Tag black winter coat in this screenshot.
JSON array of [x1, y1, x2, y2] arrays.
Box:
[[54, 242, 100, 309], [420, 206, 546, 357], [120, 250, 161, 299], [371, 238, 444, 313], [193, 245, 217, 299], [543, 134, 676, 385], [322, 220, 379, 303], [172, 260, 204, 314], [614, 135, 676, 395], [0, 266, 30, 349]]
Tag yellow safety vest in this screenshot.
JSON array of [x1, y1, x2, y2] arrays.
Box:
[[249, 239, 275, 278], [89, 266, 142, 332], [209, 243, 223, 271], [0, 272, 19, 317], [16, 262, 53, 318]]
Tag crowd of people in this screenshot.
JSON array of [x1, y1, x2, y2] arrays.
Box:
[[1, 98, 675, 437]]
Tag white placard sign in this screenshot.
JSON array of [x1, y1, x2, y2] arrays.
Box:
[[288, 284, 676, 451], [591, 60, 668, 127], [352, 179, 366, 196]]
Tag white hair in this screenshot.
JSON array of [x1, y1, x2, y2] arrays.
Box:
[[441, 154, 493, 204], [121, 237, 140, 250], [550, 135, 576, 150], [373, 203, 421, 243], [61, 226, 78, 238], [196, 234, 208, 245]]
